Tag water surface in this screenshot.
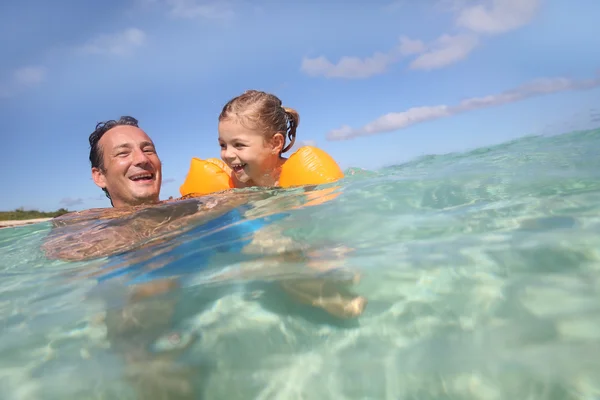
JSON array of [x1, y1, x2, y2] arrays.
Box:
[[2, 128, 600, 399]]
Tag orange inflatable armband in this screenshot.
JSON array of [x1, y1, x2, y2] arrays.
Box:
[[179, 157, 233, 196], [278, 146, 344, 207], [179, 146, 344, 204], [279, 146, 344, 187]]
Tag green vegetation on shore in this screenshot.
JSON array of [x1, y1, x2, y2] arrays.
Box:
[[0, 208, 70, 221]]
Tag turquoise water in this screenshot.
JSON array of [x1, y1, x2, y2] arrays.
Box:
[[2, 128, 600, 399]]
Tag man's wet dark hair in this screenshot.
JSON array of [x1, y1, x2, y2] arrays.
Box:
[[88, 116, 140, 202]]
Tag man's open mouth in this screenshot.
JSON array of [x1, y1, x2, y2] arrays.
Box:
[[129, 172, 154, 182], [231, 164, 246, 173]]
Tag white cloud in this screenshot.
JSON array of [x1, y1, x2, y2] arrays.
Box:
[[291, 139, 317, 152], [300, 35, 429, 79], [80, 28, 146, 56], [0, 66, 46, 98], [301, 33, 479, 78], [399, 36, 426, 55], [301, 0, 542, 79], [301, 52, 396, 79], [327, 72, 600, 140], [456, 0, 541, 35], [14, 66, 46, 86], [139, 0, 234, 20], [166, 0, 233, 19], [59, 197, 84, 207], [410, 34, 479, 70], [383, 0, 408, 12]]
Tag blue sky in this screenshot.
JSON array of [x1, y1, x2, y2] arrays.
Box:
[[1, 0, 599, 211]]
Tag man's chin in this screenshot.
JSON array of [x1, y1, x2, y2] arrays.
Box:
[[131, 188, 161, 203]]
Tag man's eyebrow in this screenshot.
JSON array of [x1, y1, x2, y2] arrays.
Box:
[[112, 141, 155, 152], [112, 143, 132, 152]]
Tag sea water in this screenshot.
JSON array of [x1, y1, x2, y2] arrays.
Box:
[[1, 128, 600, 399]]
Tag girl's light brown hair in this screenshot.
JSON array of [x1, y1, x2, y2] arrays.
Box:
[[219, 90, 299, 154]]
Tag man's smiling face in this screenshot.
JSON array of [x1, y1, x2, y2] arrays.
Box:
[[92, 125, 162, 208]]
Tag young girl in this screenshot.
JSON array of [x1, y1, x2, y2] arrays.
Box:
[[216, 90, 367, 319], [217, 89, 300, 188]]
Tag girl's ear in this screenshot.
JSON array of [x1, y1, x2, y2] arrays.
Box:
[[271, 132, 285, 154]]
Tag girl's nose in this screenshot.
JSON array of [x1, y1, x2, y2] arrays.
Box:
[[223, 147, 236, 161]]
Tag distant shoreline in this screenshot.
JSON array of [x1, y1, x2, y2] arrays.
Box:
[[0, 218, 52, 230]]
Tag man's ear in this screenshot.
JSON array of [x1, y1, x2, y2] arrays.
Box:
[[91, 167, 107, 190], [271, 132, 285, 155]]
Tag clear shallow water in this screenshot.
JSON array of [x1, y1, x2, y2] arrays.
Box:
[[2, 128, 600, 399]]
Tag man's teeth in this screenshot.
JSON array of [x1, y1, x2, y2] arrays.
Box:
[[131, 174, 153, 180]]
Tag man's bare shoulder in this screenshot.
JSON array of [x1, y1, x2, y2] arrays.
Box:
[[41, 191, 270, 262], [42, 200, 198, 261]]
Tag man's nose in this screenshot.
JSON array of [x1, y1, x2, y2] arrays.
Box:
[[132, 148, 151, 165]]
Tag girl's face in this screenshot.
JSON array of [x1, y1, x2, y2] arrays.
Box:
[[218, 119, 284, 187]]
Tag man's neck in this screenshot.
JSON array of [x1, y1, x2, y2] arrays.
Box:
[[112, 197, 161, 209]]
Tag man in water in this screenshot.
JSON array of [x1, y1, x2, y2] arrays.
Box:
[[45, 116, 222, 399]]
